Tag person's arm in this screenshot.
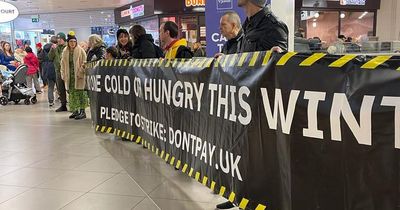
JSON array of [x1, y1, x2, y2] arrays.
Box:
[[79, 48, 87, 75], [34, 56, 40, 71], [48, 46, 56, 61], [60, 52, 65, 80], [0, 53, 5, 66]]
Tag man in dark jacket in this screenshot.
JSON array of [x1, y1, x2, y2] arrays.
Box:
[[129, 25, 163, 59], [41, 37, 57, 107], [239, 0, 288, 53], [220, 11, 244, 55], [49, 32, 68, 112]]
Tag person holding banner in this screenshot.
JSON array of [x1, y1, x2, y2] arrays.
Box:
[[159, 21, 193, 59], [116, 29, 134, 59], [129, 25, 163, 59], [239, 0, 288, 53], [220, 11, 244, 55]]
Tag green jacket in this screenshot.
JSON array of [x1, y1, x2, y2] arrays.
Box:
[[48, 44, 66, 73]]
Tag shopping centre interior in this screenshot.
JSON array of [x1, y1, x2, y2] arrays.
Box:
[[0, 0, 399, 209]]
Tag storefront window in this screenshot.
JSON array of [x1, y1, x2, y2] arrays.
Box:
[[340, 11, 374, 42], [139, 18, 160, 46], [0, 22, 12, 43], [181, 16, 198, 46], [300, 11, 339, 46]]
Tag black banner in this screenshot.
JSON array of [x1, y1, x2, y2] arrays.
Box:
[[86, 52, 400, 210]]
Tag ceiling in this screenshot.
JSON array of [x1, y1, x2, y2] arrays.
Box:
[[4, 0, 137, 15], [14, 10, 116, 30]]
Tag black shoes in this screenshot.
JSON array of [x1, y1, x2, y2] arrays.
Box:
[[74, 109, 86, 120], [56, 105, 68, 112], [216, 201, 235, 209], [69, 111, 79, 119]]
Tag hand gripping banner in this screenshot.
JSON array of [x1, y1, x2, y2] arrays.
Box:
[[86, 52, 400, 210]]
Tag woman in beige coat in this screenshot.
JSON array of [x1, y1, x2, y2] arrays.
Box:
[[60, 32, 88, 120]]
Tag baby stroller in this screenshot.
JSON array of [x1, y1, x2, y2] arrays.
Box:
[[0, 64, 37, 106]]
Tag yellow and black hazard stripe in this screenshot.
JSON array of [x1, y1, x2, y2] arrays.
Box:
[[94, 52, 397, 71]]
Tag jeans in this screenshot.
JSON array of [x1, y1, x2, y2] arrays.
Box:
[[48, 80, 55, 103], [26, 73, 41, 93]]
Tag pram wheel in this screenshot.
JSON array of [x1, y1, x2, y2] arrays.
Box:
[[24, 99, 30, 105], [14, 99, 20, 104], [31, 97, 37, 104], [0, 96, 8, 106]]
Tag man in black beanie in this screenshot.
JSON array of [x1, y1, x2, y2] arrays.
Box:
[[238, 0, 288, 53]]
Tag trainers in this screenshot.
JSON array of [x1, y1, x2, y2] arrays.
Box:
[[69, 111, 79, 119], [49, 102, 54, 107]]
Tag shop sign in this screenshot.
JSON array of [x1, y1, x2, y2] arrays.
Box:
[[340, 0, 366, 5], [0, 1, 19, 23], [121, 4, 145, 19], [185, 0, 206, 7]]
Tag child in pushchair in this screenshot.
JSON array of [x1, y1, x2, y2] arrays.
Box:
[[0, 64, 37, 106]]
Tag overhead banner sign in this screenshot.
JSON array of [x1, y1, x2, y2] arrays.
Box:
[[0, 1, 19, 23], [86, 52, 400, 210]]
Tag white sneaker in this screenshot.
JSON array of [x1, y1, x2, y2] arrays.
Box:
[[49, 102, 54, 107]]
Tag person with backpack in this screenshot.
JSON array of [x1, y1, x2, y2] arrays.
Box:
[[40, 36, 57, 106], [129, 25, 163, 59], [159, 21, 193, 59]]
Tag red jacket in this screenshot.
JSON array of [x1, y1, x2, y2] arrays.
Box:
[[24, 52, 39, 75]]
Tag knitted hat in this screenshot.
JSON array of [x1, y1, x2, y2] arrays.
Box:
[[250, 0, 267, 7], [67, 31, 77, 42], [35, 43, 42, 48], [116, 28, 129, 39], [56, 32, 66, 41]]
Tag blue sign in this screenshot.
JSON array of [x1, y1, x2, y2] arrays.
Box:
[[206, 0, 242, 56], [205, 0, 271, 56]]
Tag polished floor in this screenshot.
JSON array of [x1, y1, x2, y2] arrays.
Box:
[[0, 93, 233, 210]]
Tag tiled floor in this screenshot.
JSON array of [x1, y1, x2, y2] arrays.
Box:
[[0, 93, 233, 210]]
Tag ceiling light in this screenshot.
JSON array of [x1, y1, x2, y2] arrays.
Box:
[[340, 13, 345, 19], [312, 22, 317, 28], [192, 7, 205, 12], [314, 12, 319, 18], [358, 11, 368, 19]]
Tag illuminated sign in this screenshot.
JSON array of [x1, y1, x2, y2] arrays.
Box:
[[121, 4, 145, 19], [185, 0, 206, 7], [216, 0, 233, 10], [340, 0, 366, 5], [0, 1, 19, 23]]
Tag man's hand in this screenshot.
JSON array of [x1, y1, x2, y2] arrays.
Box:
[[51, 44, 57, 49], [271, 46, 284, 53], [214, 53, 224, 58]]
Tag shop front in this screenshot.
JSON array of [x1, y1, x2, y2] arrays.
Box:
[[294, 0, 382, 52], [114, 0, 205, 47]]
